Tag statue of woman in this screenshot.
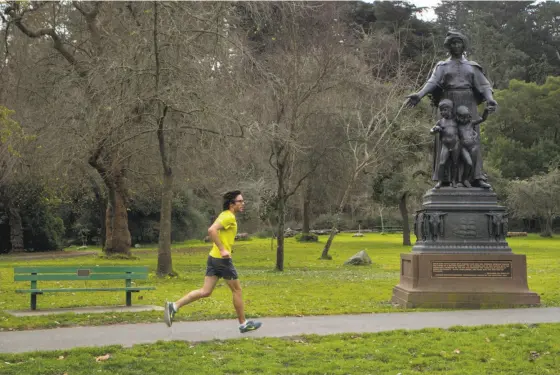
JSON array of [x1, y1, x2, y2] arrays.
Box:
[[405, 31, 497, 189]]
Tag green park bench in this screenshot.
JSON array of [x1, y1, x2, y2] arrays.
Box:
[[14, 266, 155, 310]]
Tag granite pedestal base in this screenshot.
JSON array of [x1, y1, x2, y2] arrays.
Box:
[[392, 188, 540, 308]]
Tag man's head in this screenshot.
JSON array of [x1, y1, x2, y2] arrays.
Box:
[[223, 190, 244, 212], [438, 99, 453, 119], [456, 106, 471, 124]]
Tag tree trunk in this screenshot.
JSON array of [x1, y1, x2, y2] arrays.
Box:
[[302, 181, 311, 233], [276, 194, 285, 271], [275, 163, 286, 271], [321, 176, 354, 259], [153, 5, 174, 276], [90, 178, 106, 247], [104, 174, 132, 256], [399, 192, 411, 246], [157, 172, 174, 276], [321, 221, 338, 260], [541, 216, 553, 237], [379, 207, 385, 233], [7, 202, 24, 252]]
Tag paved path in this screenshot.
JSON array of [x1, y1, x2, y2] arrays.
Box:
[[1, 307, 559, 353]]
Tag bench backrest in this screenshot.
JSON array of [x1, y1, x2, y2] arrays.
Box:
[[14, 266, 150, 281]]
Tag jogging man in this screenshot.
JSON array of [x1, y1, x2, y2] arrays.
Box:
[[164, 190, 262, 333]]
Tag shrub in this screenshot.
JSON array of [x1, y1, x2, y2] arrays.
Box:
[[296, 233, 318, 242], [235, 233, 251, 241], [253, 229, 275, 238]]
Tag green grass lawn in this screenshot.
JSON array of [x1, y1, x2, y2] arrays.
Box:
[[1, 234, 559, 331], [0, 323, 558, 374]]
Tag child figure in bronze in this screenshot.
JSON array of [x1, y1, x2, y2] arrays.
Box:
[[456, 105, 489, 188], [431, 99, 460, 188]]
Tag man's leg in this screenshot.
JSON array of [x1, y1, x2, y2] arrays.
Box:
[[164, 276, 218, 327], [223, 260, 262, 333], [176, 276, 219, 309], [226, 278, 262, 333], [226, 279, 246, 324]]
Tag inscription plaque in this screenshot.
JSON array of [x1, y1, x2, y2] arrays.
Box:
[[432, 261, 511, 278]]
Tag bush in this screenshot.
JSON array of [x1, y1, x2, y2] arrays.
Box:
[[126, 189, 210, 244], [312, 214, 337, 230], [253, 229, 275, 238], [296, 233, 318, 242], [235, 233, 251, 241], [24, 212, 65, 251]]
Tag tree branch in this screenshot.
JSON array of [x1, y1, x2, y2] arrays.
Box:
[[72, 1, 102, 55], [72, 1, 101, 18], [6, 6, 87, 77]]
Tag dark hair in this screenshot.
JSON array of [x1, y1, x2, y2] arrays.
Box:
[[223, 190, 242, 211], [438, 99, 453, 109]]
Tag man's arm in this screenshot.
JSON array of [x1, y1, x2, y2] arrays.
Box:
[[208, 222, 231, 258]]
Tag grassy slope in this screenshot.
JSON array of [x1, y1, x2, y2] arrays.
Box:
[[0, 324, 558, 374], [0, 234, 558, 331]]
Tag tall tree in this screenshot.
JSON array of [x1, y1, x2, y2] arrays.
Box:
[[238, 2, 351, 271], [507, 169, 560, 237], [484, 77, 560, 180], [4, 1, 140, 255]]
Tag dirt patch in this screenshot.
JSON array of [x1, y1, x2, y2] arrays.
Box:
[[0, 250, 98, 261], [132, 247, 209, 255], [1, 246, 209, 261]]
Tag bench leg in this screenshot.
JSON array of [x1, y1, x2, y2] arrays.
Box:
[[126, 291, 132, 307], [31, 294, 37, 310]]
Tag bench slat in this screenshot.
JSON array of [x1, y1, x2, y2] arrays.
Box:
[[16, 287, 156, 293], [14, 273, 148, 281], [14, 266, 149, 274]]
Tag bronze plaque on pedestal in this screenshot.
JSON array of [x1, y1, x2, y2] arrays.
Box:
[[432, 261, 512, 278]]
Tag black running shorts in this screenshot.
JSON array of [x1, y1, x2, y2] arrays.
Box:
[[205, 256, 238, 280]]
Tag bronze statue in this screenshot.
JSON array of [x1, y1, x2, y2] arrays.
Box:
[[456, 106, 489, 187], [431, 99, 460, 188], [406, 31, 497, 189]]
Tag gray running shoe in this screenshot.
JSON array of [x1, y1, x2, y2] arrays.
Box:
[[240, 320, 262, 333], [164, 301, 175, 327]]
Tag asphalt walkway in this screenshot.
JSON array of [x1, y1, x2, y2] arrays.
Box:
[[1, 307, 559, 353]]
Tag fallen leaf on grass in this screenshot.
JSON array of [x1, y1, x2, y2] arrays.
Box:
[[95, 354, 111, 362], [529, 351, 540, 361], [485, 337, 491, 342]]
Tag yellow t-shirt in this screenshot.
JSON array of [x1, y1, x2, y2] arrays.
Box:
[[209, 210, 238, 258]]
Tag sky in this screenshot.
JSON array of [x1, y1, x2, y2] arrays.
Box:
[[410, 0, 440, 21]]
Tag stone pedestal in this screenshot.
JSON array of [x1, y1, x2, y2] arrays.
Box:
[[392, 188, 540, 308]]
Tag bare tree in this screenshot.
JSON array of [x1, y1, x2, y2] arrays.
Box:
[[149, 2, 238, 276], [320, 31, 425, 259], [238, 3, 352, 271], [0, 106, 32, 252]]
